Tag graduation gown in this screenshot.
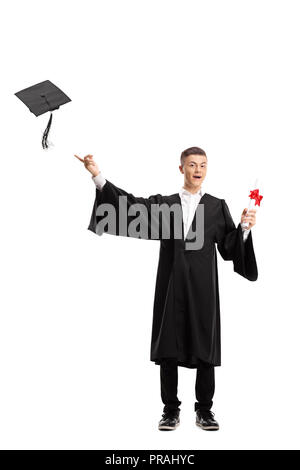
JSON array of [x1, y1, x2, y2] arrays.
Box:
[[87, 179, 258, 368]]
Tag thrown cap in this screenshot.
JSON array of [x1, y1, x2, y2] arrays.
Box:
[[15, 80, 71, 149]]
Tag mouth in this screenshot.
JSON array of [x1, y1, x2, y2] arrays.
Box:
[[193, 176, 202, 179]]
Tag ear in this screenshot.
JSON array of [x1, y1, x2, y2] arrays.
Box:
[[179, 165, 184, 174]]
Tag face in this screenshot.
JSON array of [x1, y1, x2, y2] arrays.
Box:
[[179, 154, 207, 192]]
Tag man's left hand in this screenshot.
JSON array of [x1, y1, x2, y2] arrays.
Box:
[[241, 208, 257, 229]]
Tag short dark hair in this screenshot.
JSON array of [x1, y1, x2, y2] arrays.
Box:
[[180, 146, 207, 166]]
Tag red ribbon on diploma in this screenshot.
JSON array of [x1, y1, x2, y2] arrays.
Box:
[[248, 188, 263, 206]]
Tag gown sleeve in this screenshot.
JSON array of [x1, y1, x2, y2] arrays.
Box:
[[87, 179, 166, 241], [216, 199, 258, 281]]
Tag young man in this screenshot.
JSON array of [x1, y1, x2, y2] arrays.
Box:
[[75, 147, 258, 431]]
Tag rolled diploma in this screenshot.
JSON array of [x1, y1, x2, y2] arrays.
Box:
[[241, 179, 258, 229]]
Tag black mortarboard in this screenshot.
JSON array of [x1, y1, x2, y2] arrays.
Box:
[[15, 80, 71, 149]]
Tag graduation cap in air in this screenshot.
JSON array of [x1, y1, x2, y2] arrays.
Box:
[[15, 80, 71, 149]]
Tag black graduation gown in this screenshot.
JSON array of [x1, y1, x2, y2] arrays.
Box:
[[87, 179, 258, 368]]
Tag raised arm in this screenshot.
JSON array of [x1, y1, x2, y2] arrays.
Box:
[[75, 154, 166, 240]]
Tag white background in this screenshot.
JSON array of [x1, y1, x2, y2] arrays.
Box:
[[1, 0, 299, 450]]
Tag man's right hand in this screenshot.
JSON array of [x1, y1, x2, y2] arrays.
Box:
[[74, 154, 100, 177]]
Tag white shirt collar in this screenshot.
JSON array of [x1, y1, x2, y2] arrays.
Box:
[[179, 185, 206, 198]]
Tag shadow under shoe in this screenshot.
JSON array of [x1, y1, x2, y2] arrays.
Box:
[[158, 409, 180, 431], [195, 410, 219, 431]]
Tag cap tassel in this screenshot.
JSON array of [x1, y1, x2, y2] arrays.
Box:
[[42, 112, 53, 149]]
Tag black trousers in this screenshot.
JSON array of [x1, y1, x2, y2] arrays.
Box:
[[160, 359, 215, 413]]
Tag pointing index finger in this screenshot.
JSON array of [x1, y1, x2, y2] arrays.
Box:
[[74, 154, 84, 162]]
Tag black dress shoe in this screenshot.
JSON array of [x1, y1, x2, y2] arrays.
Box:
[[195, 410, 219, 431], [158, 409, 180, 431]]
